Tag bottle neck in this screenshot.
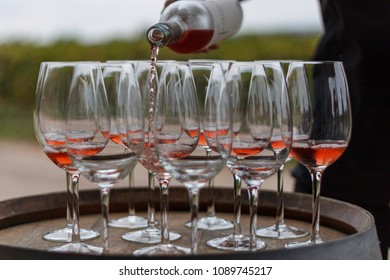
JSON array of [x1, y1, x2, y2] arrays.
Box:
[[146, 22, 182, 47]]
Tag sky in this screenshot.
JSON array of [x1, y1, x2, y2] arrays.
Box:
[[0, 0, 323, 44]]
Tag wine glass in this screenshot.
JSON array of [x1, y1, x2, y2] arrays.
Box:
[[285, 61, 352, 247], [102, 61, 148, 230], [34, 61, 100, 247], [183, 60, 234, 231], [122, 60, 181, 245], [154, 61, 232, 254], [103, 60, 148, 229], [255, 61, 308, 239], [207, 61, 291, 251], [66, 62, 144, 253]]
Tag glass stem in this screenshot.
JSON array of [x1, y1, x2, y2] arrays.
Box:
[[310, 171, 322, 243], [100, 187, 111, 252], [65, 172, 73, 231], [247, 183, 261, 251], [206, 177, 216, 218], [147, 170, 157, 229], [189, 188, 200, 254], [127, 169, 136, 216], [70, 172, 81, 243], [275, 164, 285, 226], [232, 174, 242, 235], [156, 173, 172, 245], [205, 149, 216, 218]]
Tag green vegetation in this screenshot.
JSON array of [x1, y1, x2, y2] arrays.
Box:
[[0, 33, 320, 141]]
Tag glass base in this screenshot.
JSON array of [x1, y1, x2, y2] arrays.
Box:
[[133, 243, 191, 256], [108, 215, 148, 230], [48, 242, 103, 254], [256, 223, 308, 240], [207, 234, 266, 251], [185, 216, 233, 231], [42, 226, 100, 242], [285, 238, 323, 248], [122, 227, 181, 244]]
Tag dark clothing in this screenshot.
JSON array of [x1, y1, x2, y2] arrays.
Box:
[[293, 0, 390, 259]]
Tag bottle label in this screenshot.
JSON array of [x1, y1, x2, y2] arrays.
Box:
[[202, 0, 243, 47]]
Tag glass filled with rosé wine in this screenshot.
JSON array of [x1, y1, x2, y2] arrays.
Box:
[[34, 61, 101, 248], [285, 61, 352, 247]]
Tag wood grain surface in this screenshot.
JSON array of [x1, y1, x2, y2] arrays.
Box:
[[0, 187, 382, 259]]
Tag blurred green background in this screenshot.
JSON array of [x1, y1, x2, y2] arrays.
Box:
[[0, 33, 320, 141]]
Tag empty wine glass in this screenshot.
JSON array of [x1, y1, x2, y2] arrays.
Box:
[[101, 62, 147, 232], [34, 61, 100, 247], [66, 62, 144, 253], [105, 60, 148, 230], [183, 60, 234, 231], [122, 60, 181, 245], [255, 61, 308, 240], [285, 61, 352, 247], [207, 61, 291, 251], [154, 61, 232, 254]]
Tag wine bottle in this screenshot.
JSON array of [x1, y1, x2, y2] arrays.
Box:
[[146, 0, 243, 54]]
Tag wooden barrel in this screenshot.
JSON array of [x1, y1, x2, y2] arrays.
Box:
[[0, 187, 382, 259]]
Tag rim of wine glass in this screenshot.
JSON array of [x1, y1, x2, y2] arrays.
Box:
[[289, 60, 344, 64], [40, 61, 101, 65]]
